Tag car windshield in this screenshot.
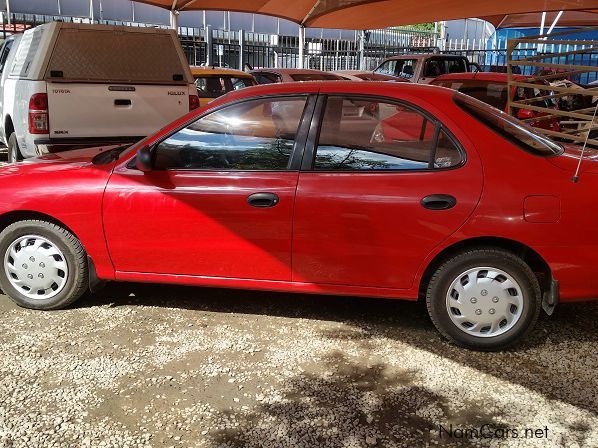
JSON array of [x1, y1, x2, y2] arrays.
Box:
[[453, 92, 563, 157], [195, 76, 254, 98], [289, 73, 342, 81], [374, 59, 418, 78]]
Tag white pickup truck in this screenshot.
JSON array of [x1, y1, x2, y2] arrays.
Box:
[[0, 22, 199, 161]]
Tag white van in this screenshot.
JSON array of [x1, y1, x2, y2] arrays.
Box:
[[0, 22, 199, 161]]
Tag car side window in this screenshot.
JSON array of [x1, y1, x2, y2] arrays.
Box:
[[154, 96, 308, 171], [0, 39, 14, 75], [313, 97, 463, 171]]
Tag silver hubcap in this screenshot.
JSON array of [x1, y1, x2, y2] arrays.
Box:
[[4, 235, 68, 300], [445, 267, 524, 338]]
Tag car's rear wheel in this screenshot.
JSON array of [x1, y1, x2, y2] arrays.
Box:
[[0, 220, 88, 310], [426, 248, 541, 351], [7, 132, 23, 163]]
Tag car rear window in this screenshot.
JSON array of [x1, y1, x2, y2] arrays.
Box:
[[45, 28, 187, 84], [453, 92, 563, 156], [434, 79, 508, 110], [290, 73, 342, 81]]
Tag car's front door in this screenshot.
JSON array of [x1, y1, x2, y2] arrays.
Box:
[[103, 95, 314, 281], [292, 95, 483, 290]]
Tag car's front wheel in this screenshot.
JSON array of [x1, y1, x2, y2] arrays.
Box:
[[0, 220, 88, 309], [426, 248, 541, 351]]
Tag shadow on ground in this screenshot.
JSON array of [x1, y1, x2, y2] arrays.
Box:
[[209, 352, 505, 447], [84, 282, 598, 420]]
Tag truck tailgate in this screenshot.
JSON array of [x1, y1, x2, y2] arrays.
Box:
[[46, 82, 191, 139]]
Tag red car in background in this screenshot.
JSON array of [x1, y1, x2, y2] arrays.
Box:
[[431, 72, 561, 133], [0, 81, 596, 351]]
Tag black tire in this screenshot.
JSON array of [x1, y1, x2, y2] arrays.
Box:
[[7, 132, 23, 163], [426, 248, 541, 351], [0, 220, 88, 310]]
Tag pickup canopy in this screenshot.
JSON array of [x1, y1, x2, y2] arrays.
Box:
[[45, 26, 190, 85]]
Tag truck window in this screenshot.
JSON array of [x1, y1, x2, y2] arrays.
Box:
[[11, 26, 44, 78], [45, 28, 187, 84], [374, 59, 417, 79], [0, 39, 14, 74], [425, 58, 467, 77]]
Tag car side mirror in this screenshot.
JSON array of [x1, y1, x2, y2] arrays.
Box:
[[136, 145, 153, 172]]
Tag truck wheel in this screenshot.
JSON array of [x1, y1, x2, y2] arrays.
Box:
[[426, 248, 541, 351], [7, 133, 23, 163], [0, 220, 88, 310]]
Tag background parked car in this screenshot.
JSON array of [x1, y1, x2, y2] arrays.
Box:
[[250, 68, 345, 84], [373, 54, 479, 83], [333, 70, 406, 82], [0, 22, 198, 161], [431, 72, 561, 133], [191, 66, 257, 107]]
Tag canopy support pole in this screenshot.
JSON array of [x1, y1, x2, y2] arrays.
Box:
[[298, 25, 305, 69], [359, 30, 365, 70], [547, 11, 564, 35], [6, 0, 11, 27], [170, 9, 179, 30]]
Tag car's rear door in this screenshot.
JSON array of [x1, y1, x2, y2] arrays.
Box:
[[103, 94, 315, 281], [292, 94, 483, 290]]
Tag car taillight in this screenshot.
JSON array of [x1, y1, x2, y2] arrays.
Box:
[[189, 94, 200, 111], [28, 93, 49, 134]]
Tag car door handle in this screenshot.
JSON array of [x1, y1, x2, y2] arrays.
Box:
[[247, 192, 279, 208], [421, 194, 457, 210], [114, 99, 132, 106]]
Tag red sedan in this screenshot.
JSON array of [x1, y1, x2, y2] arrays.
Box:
[[0, 81, 595, 351]]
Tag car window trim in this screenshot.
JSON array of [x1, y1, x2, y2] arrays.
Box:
[[145, 93, 318, 173], [300, 93, 466, 173]]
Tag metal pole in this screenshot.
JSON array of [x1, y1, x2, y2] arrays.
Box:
[[170, 10, 179, 30], [238, 29, 244, 71], [359, 30, 365, 70], [298, 25, 305, 69], [89, 0, 94, 21], [57, 0, 61, 15], [6, 0, 10, 27], [206, 24, 213, 66], [131, 1, 135, 22]]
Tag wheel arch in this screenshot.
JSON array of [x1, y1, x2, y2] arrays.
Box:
[[0, 210, 102, 292], [418, 236, 552, 300], [0, 210, 78, 239], [3, 114, 14, 142]]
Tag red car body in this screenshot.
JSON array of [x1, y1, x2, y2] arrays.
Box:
[[431, 72, 561, 133], [0, 81, 597, 306]]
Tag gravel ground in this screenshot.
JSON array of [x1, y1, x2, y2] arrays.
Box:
[[0, 282, 596, 448]]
